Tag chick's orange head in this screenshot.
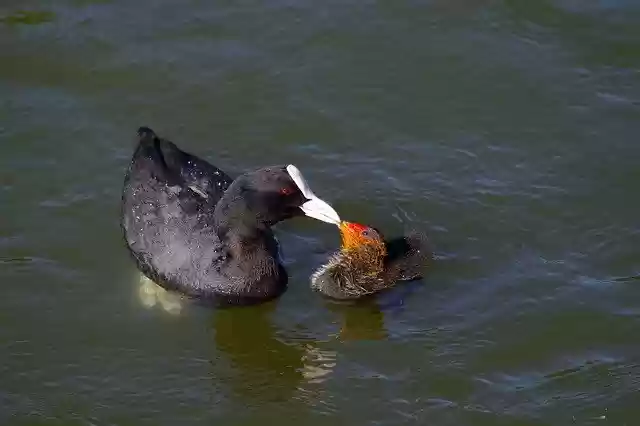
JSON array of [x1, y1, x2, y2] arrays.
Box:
[[339, 221, 383, 251]]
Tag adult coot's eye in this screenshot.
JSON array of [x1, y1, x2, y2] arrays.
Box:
[[280, 187, 292, 195]]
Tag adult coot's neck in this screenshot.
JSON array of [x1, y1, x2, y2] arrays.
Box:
[[212, 177, 278, 258]]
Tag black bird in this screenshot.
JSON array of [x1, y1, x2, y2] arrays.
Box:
[[121, 127, 340, 306], [310, 221, 432, 300]]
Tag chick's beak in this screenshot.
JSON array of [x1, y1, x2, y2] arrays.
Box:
[[287, 164, 341, 225], [339, 221, 363, 250]]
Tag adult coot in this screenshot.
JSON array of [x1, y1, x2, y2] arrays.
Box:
[[310, 221, 432, 300], [121, 127, 340, 305]]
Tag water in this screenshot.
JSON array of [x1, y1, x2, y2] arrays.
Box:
[[2, 1, 639, 425]]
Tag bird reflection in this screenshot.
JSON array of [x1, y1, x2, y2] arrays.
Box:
[[209, 297, 395, 404], [328, 276, 423, 341], [137, 273, 183, 315], [328, 301, 389, 341], [211, 302, 318, 403], [135, 271, 402, 405]]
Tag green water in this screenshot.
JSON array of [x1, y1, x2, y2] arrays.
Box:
[[1, 1, 639, 425]]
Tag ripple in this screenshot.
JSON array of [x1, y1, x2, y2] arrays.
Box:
[[300, 344, 337, 384]]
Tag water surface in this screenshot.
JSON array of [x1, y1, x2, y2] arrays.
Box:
[[1, 1, 639, 425]]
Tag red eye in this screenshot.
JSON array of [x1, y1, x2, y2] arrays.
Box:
[[280, 187, 292, 195]]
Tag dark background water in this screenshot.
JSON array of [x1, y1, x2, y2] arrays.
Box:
[[2, 1, 639, 425]]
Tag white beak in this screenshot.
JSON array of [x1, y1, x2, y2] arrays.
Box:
[[287, 164, 341, 225]]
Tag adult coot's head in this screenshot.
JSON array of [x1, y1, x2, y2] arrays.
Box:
[[310, 221, 431, 300], [214, 164, 341, 232]]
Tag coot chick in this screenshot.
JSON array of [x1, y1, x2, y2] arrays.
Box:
[[311, 221, 431, 300], [121, 127, 340, 305]]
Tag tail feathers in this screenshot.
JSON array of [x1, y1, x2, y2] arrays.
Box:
[[133, 126, 180, 185], [136, 127, 181, 169], [137, 126, 157, 142], [131, 126, 231, 201]]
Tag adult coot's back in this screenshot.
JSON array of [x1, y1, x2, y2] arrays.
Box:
[[121, 127, 340, 305]]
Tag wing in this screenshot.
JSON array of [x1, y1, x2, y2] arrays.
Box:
[[121, 128, 233, 296], [133, 127, 234, 204], [383, 231, 433, 281]]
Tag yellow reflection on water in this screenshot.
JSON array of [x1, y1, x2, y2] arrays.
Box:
[[137, 273, 183, 315], [301, 344, 337, 383]]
